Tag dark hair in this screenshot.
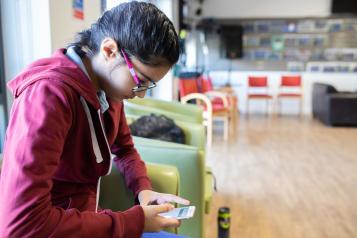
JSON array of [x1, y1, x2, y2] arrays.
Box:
[[70, 1, 179, 66], [129, 114, 185, 144]]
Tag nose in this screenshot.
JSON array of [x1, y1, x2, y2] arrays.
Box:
[[134, 90, 146, 98]]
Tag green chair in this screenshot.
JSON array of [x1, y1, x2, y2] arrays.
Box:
[[126, 114, 205, 151], [133, 137, 209, 238], [125, 97, 204, 125], [126, 113, 213, 215], [99, 162, 180, 234], [99, 162, 180, 212], [124, 98, 214, 237]]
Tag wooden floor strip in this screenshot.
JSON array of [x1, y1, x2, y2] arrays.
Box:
[[205, 116, 357, 238]]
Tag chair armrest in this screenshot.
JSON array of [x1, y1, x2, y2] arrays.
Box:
[[147, 163, 180, 197], [329, 94, 357, 107], [330, 93, 357, 99], [204, 91, 229, 108], [181, 93, 213, 114], [328, 95, 357, 125]]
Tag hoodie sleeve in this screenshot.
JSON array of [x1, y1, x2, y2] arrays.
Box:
[[110, 104, 152, 198], [0, 80, 144, 238]]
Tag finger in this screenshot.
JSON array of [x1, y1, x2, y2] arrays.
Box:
[[170, 195, 190, 205], [157, 194, 190, 205], [147, 200, 159, 205], [152, 203, 175, 214], [140, 198, 151, 206], [161, 217, 181, 228]]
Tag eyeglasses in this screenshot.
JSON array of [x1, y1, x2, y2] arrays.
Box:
[[120, 49, 157, 93]]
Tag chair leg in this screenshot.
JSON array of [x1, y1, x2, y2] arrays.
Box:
[[299, 97, 303, 118], [230, 106, 234, 123], [278, 98, 281, 116], [231, 106, 237, 130], [229, 106, 236, 129], [223, 115, 229, 141], [246, 98, 249, 118], [266, 99, 269, 117]]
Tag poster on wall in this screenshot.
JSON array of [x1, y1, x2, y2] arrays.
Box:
[[271, 35, 284, 52], [73, 0, 84, 20]]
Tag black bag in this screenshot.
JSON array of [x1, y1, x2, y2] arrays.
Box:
[[129, 114, 185, 144]]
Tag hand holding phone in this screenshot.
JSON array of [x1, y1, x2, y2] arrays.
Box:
[[158, 206, 196, 220]]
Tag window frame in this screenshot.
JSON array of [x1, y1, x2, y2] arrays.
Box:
[[0, 1, 8, 152]]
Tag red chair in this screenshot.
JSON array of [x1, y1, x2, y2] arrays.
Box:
[[201, 76, 239, 120], [277, 75, 303, 115], [179, 77, 231, 146], [247, 76, 273, 115]]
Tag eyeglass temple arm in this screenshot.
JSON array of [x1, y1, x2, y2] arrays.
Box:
[[120, 49, 140, 85]]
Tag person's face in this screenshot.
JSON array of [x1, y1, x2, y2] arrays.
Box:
[[95, 38, 171, 102]]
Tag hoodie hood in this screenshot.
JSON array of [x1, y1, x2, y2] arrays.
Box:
[[7, 49, 100, 109]]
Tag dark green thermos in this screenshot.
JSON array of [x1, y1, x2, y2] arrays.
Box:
[[218, 207, 230, 238]]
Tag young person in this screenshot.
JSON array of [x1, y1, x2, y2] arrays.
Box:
[[0, 2, 189, 237]]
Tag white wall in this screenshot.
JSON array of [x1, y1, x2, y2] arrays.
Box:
[[201, 0, 332, 18], [151, 0, 179, 101], [49, 0, 101, 51], [209, 71, 357, 115]]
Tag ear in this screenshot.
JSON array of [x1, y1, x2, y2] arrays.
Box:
[[100, 37, 119, 61]]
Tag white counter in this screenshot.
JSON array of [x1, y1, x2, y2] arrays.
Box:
[[209, 71, 357, 115]]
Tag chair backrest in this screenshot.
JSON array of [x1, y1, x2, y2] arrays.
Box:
[[99, 162, 179, 234], [201, 76, 214, 92], [124, 98, 204, 124], [281, 75, 302, 87], [312, 83, 336, 119], [126, 114, 206, 151], [313, 83, 338, 95], [179, 77, 201, 97], [248, 76, 268, 87]]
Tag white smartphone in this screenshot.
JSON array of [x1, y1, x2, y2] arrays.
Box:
[[158, 206, 196, 220]]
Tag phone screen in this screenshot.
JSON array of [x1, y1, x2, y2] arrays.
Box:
[[158, 206, 195, 220]]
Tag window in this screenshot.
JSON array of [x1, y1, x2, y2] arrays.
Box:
[[104, 0, 159, 11], [0, 4, 8, 153], [105, 0, 130, 11]]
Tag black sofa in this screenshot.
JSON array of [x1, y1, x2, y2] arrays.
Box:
[[312, 83, 357, 126]]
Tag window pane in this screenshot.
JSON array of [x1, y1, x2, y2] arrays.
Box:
[[105, 0, 154, 11], [106, 0, 130, 10], [0, 5, 7, 153]]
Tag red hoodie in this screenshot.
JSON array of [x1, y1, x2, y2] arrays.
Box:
[[0, 49, 152, 237]]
